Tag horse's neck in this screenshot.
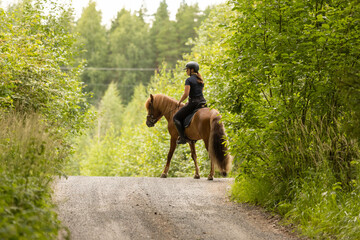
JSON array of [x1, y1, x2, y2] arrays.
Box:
[[158, 96, 177, 122]]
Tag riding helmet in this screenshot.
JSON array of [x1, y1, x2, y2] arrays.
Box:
[[184, 61, 199, 73]]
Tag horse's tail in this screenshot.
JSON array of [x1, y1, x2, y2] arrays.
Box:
[[208, 111, 232, 177]]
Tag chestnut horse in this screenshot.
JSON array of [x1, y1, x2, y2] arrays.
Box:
[[145, 94, 232, 180]]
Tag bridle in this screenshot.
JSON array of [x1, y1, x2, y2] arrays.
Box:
[[147, 103, 158, 125], [147, 102, 180, 126]]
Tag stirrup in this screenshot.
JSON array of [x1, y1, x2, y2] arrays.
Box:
[[176, 137, 188, 144]]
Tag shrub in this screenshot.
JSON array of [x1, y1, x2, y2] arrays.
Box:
[[0, 112, 66, 239]]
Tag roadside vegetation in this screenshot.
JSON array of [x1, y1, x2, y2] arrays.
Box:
[[216, 1, 360, 239], [1, 0, 359, 239], [0, 1, 90, 238]]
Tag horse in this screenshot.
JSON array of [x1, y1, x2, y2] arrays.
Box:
[[145, 94, 232, 180]]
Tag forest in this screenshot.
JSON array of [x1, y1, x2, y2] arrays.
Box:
[[1, 0, 360, 239]]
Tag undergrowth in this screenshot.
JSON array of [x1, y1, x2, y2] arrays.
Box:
[[0, 112, 67, 239], [231, 118, 360, 239]]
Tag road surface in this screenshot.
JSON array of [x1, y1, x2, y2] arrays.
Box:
[[53, 176, 297, 240]]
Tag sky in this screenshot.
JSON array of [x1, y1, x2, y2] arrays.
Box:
[[2, 0, 228, 27]]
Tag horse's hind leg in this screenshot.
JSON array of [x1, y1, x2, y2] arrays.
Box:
[[208, 161, 215, 181], [204, 139, 214, 180], [189, 141, 200, 179], [161, 137, 177, 178]]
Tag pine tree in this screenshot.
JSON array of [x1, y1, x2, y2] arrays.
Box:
[[108, 8, 153, 103], [75, 0, 108, 102], [150, 0, 178, 66], [97, 82, 124, 138], [121, 84, 148, 130], [175, 2, 201, 58]]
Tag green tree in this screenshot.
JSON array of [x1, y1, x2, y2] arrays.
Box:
[[69, 82, 124, 176], [156, 2, 360, 238], [97, 82, 124, 138], [0, 0, 89, 135], [224, 0, 360, 184], [195, 1, 360, 239], [108, 8, 153, 103], [0, 0, 90, 238], [150, 0, 178, 66], [75, 0, 108, 102], [175, 2, 201, 57], [150, 1, 212, 67], [121, 83, 148, 129]]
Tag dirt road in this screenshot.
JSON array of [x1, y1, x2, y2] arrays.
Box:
[[53, 176, 296, 240]]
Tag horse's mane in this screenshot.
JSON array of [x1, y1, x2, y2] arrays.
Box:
[[145, 94, 178, 114]]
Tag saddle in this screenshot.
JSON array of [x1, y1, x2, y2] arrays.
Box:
[[183, 102, 207, 128]]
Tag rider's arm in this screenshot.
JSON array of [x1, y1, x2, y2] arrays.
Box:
[[178, 85, 190, 106]]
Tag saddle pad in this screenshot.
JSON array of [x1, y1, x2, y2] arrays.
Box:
[[184, 110, 199, 128], [184, 105, 207, 128]]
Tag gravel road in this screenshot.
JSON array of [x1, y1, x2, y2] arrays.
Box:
[[53, 176, 297, 240]]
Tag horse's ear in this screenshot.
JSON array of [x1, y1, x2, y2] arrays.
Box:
[[150, 94, 154, 103]]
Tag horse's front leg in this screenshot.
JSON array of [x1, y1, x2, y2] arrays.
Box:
[[161, 137, 177, 178], [189, 141, 200, 179]]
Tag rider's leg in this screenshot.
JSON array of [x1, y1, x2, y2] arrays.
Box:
[[173, 102, 197, 144], [173, 119, 187, 144]]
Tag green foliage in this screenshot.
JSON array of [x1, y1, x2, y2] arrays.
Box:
[[205, 0, 360, 238], [150, 0, 177, 66], [71, 82, 124, 176], [97, 82, 124, 138], [150, 1, 210, 68], [173, 2, 203, 63], [73, 1, 211, 103], [74, 0, 108, 101], [0, 112, 65, 239], [0, 0, 90, 136], [0, 0, 91, 238], [142, 1, 360, 238], [69, 1, 215, 177], [121, 83, 148, 129], [108, 9, 153, 103], [280, 174, 360, 239]]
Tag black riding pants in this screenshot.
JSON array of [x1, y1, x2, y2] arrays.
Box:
[[173, 97, 206, 124]]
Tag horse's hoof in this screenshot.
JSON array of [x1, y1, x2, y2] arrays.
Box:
[[160, 173, 167, 178], [207, 175, 214, 181], [194, 174, 200, 179], [221, 172, 228, 177]]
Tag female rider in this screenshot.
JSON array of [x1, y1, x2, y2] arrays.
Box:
[[173, 61, 206, 144]]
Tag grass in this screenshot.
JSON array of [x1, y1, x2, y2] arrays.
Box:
[[0, 112, 67, 239], [231, 117, 360, 239]]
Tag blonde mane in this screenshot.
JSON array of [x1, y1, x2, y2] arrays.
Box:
[[146, 94, 179, 117]]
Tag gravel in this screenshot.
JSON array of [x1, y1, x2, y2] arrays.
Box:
[[53, 176, 298, 240]]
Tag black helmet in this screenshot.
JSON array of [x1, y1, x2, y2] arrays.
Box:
[[184, 61, 199, 73]]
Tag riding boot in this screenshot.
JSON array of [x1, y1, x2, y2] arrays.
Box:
[[173, 119, 188, 144]]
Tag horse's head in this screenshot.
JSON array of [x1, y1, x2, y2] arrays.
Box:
[[145, 94, 162, 127]]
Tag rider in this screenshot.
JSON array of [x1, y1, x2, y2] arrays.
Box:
[[173, 61, 206, 144]]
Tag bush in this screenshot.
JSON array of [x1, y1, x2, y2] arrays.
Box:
[[175, 1, 360, 238], [222, 0, 360, 238], [0, 112, 66, 239], [0, 0, 90, 136], [0, 1, 91, 238]]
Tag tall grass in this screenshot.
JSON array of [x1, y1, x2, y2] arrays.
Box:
[[232, 117, 360, 239], [0, 112, 67, 239]]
